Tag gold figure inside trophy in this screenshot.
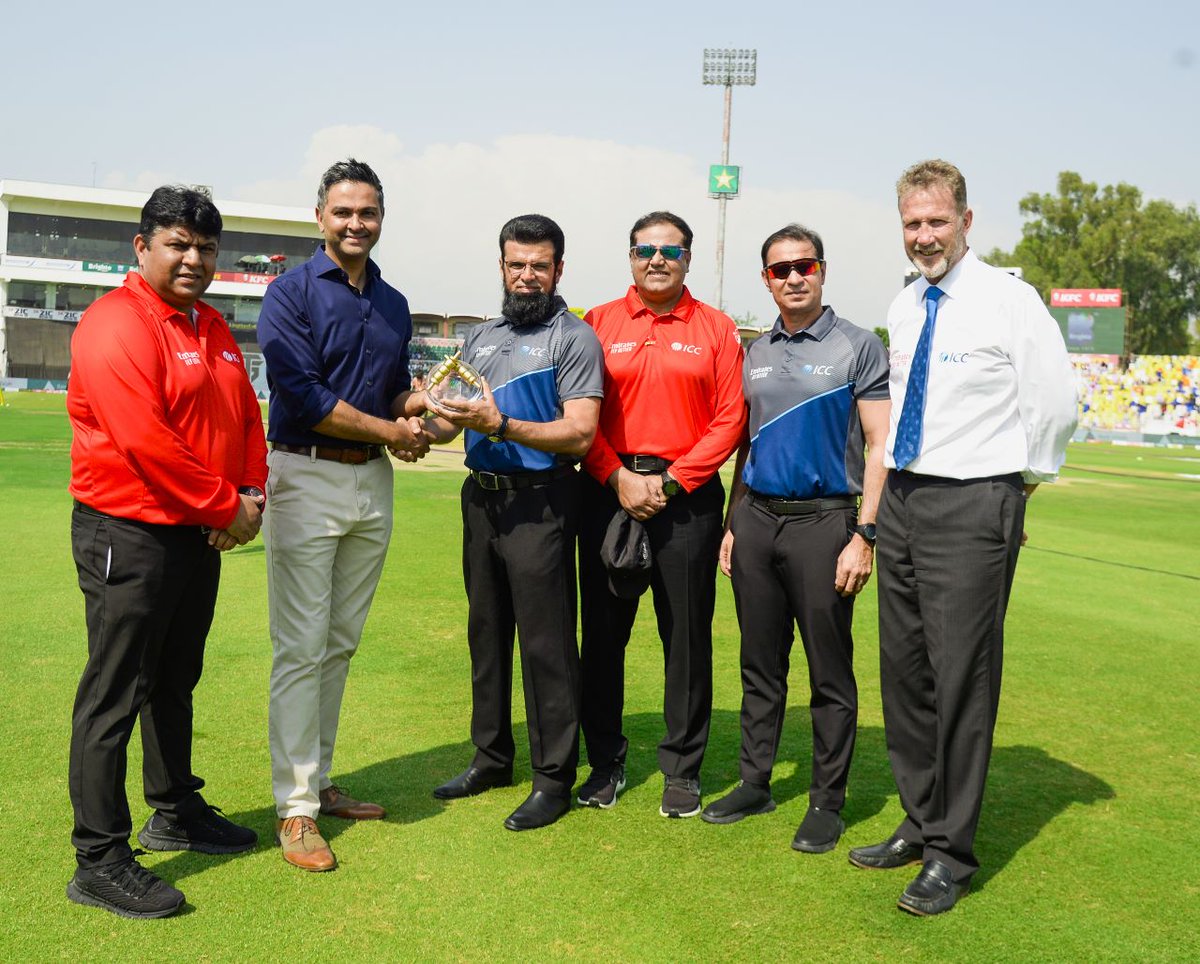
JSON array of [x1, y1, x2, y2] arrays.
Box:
[[424, 351, 485, 417]]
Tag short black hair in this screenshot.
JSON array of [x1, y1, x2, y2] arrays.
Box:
[[760, 223, 824, 266], [629, 211, 693, 250], [499, 214, 565, 265], [139, 185, 222, 241], [317, 157, 385, 213]]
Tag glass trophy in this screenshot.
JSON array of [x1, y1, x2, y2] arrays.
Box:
[[425, 351, 485, 418]]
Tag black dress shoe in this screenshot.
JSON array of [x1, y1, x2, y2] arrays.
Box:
[[700, 782, 775, 825], [848, 831, 924, 869], [432, 766, 513, 800], [897, 860, 970, 916], [503, 790, 570, 831], [790, 805, 845, 853]]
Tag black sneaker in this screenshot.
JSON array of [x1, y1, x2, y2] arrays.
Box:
[[577, 765, 627, 809], [660, 775, 702, 818], [66, 853, 185, 919], [138, 804, 257, 855], [791, 805, 846, 853], [700, 781, 776, 824]]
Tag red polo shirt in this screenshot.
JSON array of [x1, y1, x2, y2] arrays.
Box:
[[583, 285, 746, 492], [68, 272, 267, 528]]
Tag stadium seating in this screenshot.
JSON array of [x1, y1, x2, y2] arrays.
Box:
[[1074, 354, 1198, 435]]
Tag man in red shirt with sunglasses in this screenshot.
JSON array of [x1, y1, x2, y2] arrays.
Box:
[[578, 211, 745, 819]]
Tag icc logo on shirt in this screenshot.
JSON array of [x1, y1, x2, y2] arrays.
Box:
[[671, 342, 702, 355]]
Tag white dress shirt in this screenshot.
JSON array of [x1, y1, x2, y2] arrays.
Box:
[[884, 249, 1078, 482]]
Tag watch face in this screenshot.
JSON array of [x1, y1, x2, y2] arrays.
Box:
[[857, 523, 877, 542]]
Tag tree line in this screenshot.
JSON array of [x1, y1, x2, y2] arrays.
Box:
[[984, 171, 1200, 355]]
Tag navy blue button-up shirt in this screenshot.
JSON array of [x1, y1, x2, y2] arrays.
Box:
[[257, 245, 412, 448]]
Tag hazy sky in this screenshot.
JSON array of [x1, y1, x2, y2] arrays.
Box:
[[2, 1, 1196, 326]]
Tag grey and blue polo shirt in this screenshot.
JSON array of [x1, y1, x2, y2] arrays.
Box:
[[461, 298, 604, 473], [741, 307, 889, 500]]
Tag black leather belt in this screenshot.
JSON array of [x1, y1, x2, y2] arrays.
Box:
[[619, 453, 671, 474], [893, 470, 1023, 487], [272, 442, 384, 465], [748, 491, 856, 516], [469, 464, 575, 491]]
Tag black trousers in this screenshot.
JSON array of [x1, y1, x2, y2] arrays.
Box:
[[729, 497, 858, 807], [579, 473, 725, 780], [461, 472, 582, 796], [876, 471, 1025, 882], [68, 503, 219, 868]]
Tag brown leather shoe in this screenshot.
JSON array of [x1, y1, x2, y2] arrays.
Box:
[[275, 816, 336, 872], [319, 784, 386, 820]]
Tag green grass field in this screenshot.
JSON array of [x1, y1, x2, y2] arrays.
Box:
[[1, 391, 1196, 961]]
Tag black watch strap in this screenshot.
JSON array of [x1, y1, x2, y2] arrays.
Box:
[[853, 523, 877, 546], [487, 413, 510, 443]]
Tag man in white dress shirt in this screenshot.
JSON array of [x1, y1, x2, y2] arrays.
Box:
[[847, 160, 1076, 916]]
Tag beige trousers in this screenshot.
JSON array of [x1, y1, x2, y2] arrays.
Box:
[[264, 448, 393, 818]]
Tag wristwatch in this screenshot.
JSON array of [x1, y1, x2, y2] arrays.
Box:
[[660, 472, 682, 498], [487, 413, 510, 443], [853, 523, 877, 546], [239, 485, 265, 507]]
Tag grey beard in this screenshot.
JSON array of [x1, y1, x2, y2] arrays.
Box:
[[502, 285, 557, 325]]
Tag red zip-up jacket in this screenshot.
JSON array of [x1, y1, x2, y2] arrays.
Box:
[[583, 286, 746, 492], [68, 272, 267, 528]]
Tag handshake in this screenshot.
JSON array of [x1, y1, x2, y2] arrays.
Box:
[[386, 371, 498, 463], [387, 414, 435, 463]]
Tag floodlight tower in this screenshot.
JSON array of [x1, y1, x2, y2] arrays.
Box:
[[702, 47, 756, 312]]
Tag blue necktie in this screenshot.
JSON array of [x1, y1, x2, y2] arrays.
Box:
[[893, 285, 944, 470]]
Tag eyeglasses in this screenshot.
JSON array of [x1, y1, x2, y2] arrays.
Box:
[[765, 258, 825, 280], [630, 244, 689, 261], [504, 260, 555, 275]]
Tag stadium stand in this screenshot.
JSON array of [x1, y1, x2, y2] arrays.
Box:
[[1075, 354, 1199, 435], [409, 338, 460, 378]]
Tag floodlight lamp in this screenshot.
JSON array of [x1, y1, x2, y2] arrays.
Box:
[[701, 47, 757, 86]]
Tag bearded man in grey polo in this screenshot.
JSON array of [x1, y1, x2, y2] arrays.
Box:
[[420, 214, 603, 832]]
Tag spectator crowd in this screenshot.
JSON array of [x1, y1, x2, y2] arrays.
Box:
[[1074, 354, 1198, 434]]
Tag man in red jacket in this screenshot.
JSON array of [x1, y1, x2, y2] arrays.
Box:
[[65, 186, 267, 919]]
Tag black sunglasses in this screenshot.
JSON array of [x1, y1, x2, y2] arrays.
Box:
[[765, 258, 825, 280]]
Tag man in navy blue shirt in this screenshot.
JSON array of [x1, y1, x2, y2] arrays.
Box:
[[420, 214, 603, 832], [257, 158, 429, 872], [701, 224, 889, 855]]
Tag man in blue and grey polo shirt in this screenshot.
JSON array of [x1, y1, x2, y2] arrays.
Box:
[[701, 224, 890, 855], [419, 214, 604, 832]]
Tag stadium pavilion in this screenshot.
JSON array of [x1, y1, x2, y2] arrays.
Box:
[[0, 179, 490, 396]]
